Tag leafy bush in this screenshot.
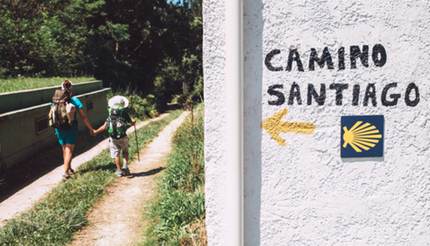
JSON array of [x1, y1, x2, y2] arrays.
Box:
[[128, 94, 159, 119], [143, 104, 206, 245], [107, 91, 159, 120]]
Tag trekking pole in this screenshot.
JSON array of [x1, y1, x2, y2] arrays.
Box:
[[134, 124, 140, 161]]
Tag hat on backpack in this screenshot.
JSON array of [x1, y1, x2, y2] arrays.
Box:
[[108, 95, 129, 109]]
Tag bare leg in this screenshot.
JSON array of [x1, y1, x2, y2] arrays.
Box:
[[63, 144, 75, 174], [114, 156, 122, 171], [123, 152, 129, 168], [62, 145, 67, 173], [121, 151, 131, 176]]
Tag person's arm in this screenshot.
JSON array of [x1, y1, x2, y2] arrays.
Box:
[[93, 122, 108, 135], [72, 96, 94, 134], [78, 109, 95, 133]]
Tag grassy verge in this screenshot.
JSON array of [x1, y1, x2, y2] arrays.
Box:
[[0, 76, 95, 93], [0, 110, 182, 246], [142, 104, 206, 245]]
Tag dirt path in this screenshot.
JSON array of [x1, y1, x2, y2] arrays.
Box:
[[0, 114, 169, 227], [69, 111, 189, 246]]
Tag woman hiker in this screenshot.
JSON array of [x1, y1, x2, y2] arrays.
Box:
[[52, 80, 95, 180]]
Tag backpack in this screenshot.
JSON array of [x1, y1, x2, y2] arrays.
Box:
[[48, 89, 72, 129], [107, 108, 129, 139]]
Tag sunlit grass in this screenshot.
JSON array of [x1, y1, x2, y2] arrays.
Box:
[[0, 76, 95, 93], [0, 110, 182, 246], [142, 104, 206, 245]]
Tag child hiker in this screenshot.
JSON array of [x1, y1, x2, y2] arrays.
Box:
[[93, 95, 135, 177]]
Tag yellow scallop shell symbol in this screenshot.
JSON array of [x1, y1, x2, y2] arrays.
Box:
[[342, 121, 382, 153]]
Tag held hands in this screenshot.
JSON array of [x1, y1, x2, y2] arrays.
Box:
[[90, 122, 107, 137]]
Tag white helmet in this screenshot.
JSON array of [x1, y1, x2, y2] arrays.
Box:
[[108, 95, 129, 109]]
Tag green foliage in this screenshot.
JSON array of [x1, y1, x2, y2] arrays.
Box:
[[0, 1, 97, 77], [128, 94, 159, 119], [0, 110, 182, 246], [152, 1, 203, 110], [143, 105, 205, 245], [107, 91, 158, 120], [0, 0, 202, 109], [0, 76, 94, 93]]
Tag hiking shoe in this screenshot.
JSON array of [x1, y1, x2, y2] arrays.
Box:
[[62, 173, 71, 181], [67, 168, 75, 176], [115, 170, 124, 177], [122, 167, 131, 176]]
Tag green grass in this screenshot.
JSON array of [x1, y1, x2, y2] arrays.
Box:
[[0, 76, 95, 93], [0, 110, 182, 246], [142, 105, 206, 245]]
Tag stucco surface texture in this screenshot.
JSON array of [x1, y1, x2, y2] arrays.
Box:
[[244, 0, 430, 245], [203, 0, 227, 245]]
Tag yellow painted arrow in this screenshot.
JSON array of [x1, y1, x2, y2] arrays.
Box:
[[261, 108, 316, 146]]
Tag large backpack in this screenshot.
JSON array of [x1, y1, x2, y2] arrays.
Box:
[[107, 108, 129, 139], [48, 89, 72, 129]]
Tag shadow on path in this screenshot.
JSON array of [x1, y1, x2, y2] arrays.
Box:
[[129, 167, 165, 178], [0, 133, 106, 202], [78, 161, 116, 175]]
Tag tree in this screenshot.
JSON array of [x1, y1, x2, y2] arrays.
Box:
[[0, 0, 203, 110]]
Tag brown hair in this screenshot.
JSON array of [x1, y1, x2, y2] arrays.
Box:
[[62, 80, 72, 95]]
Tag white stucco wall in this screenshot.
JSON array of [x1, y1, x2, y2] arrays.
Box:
[[203, 0, 229, 245], [244, 1, 430, 245], [206, 0, 430, 245], [204, 0, 241, 244]]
